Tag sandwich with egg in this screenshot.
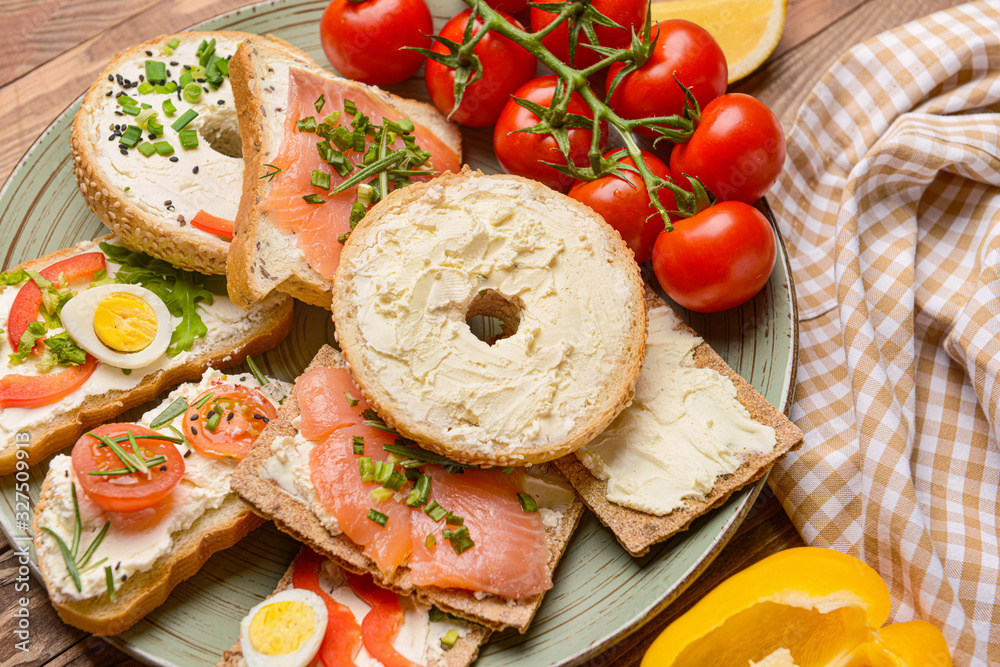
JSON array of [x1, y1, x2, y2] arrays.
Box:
[[33, 363, 290, 635], [217, 546, 491, 667], [0, 237, 293, 475]]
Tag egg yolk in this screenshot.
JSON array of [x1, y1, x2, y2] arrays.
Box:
[[93, 293, 158, 352], [249, 600, 316, 656]]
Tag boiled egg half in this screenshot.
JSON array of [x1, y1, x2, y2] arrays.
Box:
[[239, 589, 328, 667], [61, 284, 172, 369]]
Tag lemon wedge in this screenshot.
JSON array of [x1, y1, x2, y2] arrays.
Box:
[[651, 0, 787, 82]]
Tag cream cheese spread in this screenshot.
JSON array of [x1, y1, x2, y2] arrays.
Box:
[[575, 305, 777, 515], [86, 36, 243, 236], [0, 240, 281, 457], [341, 176, 643, 461], [34, 368, 287, 602]]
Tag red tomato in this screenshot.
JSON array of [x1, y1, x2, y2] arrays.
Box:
[[607, 20, 727, 139], [7, 252, 106, 352], [531, 0, 648, 70], [0, 354, 98, 408], [346, 571, 417, 667], [184, 384, 278, 460], [292, 548, 364, 666], [670, 93, 786, 204], [493, 76, 607, 192], [425, 10, 536, 127], [651, 201, 776, 313], [190, 210, 234, 240], [568, 149, 674, 263], [482, 0, 528, 14], [319, 0, 432, 86], [72, 424, 185, 514]]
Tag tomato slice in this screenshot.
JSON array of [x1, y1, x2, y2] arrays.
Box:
[[0, 354, 98, 408], [345, 571, 422, 667], [71, 423, 185, 514], [184, 384, 277, 460], [189, 210, 235, 240], [6, 252, 106, 352], [291, 547, 363, 667]]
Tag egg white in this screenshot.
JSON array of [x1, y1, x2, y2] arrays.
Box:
[[61, 284, 173, 369], [239, 589, 328, 667]]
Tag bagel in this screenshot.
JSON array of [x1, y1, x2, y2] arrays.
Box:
[[331, 170, 648, 466], [71, 32, 313, 275]]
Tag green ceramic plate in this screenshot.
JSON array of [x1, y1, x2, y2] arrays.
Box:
[[0, 1, 797, 664]]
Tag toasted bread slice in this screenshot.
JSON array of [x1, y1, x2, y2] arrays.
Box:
[[216, 547, 491, 667], [231, 346, 586, 633], [553, 285, 803, 557], [226, 36, 462, 309], [0, 237, 294, 474], [71, 32, 313, 275]]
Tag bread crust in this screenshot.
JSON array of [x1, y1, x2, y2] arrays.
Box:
[[553, 285, 804, 556], [0, 237, 295, 475], [226, 36, 463, 310], [231, 346, 586, 633], [70, 32, 312, 276], [331, 169, 647, 467], [33, 472, 263, 636]]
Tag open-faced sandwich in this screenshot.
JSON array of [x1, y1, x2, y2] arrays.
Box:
[[0, 238, 292, 474], [225, 36, 462, 309], [71, 31, 313, 275], [218, 546, 491, 667], [33, 364, 290, 635]]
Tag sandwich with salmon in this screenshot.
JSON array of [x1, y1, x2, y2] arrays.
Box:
[[225, 36, 462, 309], [231, 346, 585, 633]]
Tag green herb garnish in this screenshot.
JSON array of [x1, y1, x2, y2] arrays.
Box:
[[352, 436, 364, 455], [302, 194, 325, 204], [405, 474, 431, 508], [41, 483, 110, 592], [442, 525, 475, 555], [424, 501, 448, 523], [517, 492, 538, 512], [441, 629, 460, 649], [367, 509, 389, 527], [150, 397, 188, 429]]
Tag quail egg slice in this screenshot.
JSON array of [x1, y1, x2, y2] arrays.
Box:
[[240, 589, 328, 667], [61, 284, 173, 369]]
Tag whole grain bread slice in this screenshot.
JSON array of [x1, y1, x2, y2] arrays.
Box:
[[0, 237, 294, 475], [225, 37, 462, 309], [215, 547, 491, 667], [231, 345, 586, 633], [553, 285, 803, 557]]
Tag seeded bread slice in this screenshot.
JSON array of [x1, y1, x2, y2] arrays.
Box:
[[225, 36, 462, 309], [231, 345, 586, 633], [215, 547, 491, 667], [0, 237, 294, 475], [553, 285, 803, 557], [71, 32, 313, 275]]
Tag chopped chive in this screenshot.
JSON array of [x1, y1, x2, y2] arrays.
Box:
[[161, 98, 177, 116], [344, 391, 359, 407], [122, 105, 140, 117], [137, 82, 155, 95], [145, 60, 167, 84], [383, 469, 407, 491], [302, 194, 325, 204], [137, 141, 156, 157], [424, 501, 448, 523], [217, 58, 229, 76], [331, 125, 352, 151], [370, 488, 394, 503], [405, 474, 431, 507], [119, 125, 143, 148], [171, 109, 198, 131], [105, 565, 116, 601], [344, 99, 357, 115], [147, 120, 164, 137], [441, 629, 459, 649], [367, 509, 388, 527], [117, 95, 138, 107], [261, 163, 282, 181], [373, 460, 394, 485], [296, 116, 317, 133], [350, 202, 366, 228], [206, 411, 221, 433], [178, 128, 199, 149], [517, 492, 538, 512], [166, 37, 180, 51], [150, 397, 188, 429], [445, 513, 464, 526], [192, 391, 214, 409], [501, 466, 514, 474], [425, 534, 436, 549], [153, 141, 174, 156], [324, 110, 342, 127], [314, 94, 326, 113], [352, 436, 364, 455], [182, 83, 202, 104], [358, 456, 374, 482], [179, 71, 193, 88], [442, 525, 475, 555], [311, 169, 331, 190]]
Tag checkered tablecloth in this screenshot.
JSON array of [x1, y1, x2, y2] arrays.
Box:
[[767, 1, 1000, 663]]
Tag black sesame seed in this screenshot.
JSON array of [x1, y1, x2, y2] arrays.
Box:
[[184, 64, 191, 70], [108, 74, 114, 82], [123, 78, 131, 86], [65, 470, 69, 478], [192, 166, 199, 174], [120, 148, 129, 155], [115, 562, 121, 570], [167, 205, 175, 210], [116, 74, 124, 84], [217, 99, 225, 105], [227, 413, 235, 421], [197, 77, 206, 83], [138, 74, 145, 82], [202, 86, 209, 93], [105, 90, 113, 97], [253, 414, 264, 420], [191, 427, 198, 436], [164, 199, 173, 206], [170, 61, 179, 67], [114, 91, 124, 98], [148, 133, 156, 140], [190, 414, 199, 421], [177, 214, 186, 224], [121, 574, 128, 582], [169, 156, 179, 163], [145, 50, 152, 56], [166, 70, 171, 78], [108, 134, 116, 142], [159, 465, 167, 472], [115, 110, 124, 116], [183, 450, 192, 458]]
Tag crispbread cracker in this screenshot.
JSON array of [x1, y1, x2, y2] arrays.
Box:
[[554, 285, 803, 557], [231, 345, 586, 633], [215, 547, 491, 667]]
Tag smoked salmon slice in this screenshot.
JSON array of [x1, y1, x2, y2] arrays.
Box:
[[297, 366, 373, 441], [263, 68, 461, 280]]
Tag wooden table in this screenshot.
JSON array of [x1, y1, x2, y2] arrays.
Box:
[[0, 0, 969, 664]]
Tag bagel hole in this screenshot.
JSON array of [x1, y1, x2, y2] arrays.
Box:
[[466, 289, 521, 346], [197, 111, 243, 158]]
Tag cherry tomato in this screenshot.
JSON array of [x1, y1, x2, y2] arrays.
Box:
[[425, 10, 536, 127], [568, 149, 674, 263], [72, 424, 185, 514], [7, 252, 106, 352], [651, 201, 776, 313], [607, 20, 727, 139], [319, 0, 432, 86], [190, 210, 234, 240], [670, 93, 786, 204], [531, 0, 647, 70], [184, 384, 278, 460], [0, 354, 98, 409], [493, 76, 607, 192]]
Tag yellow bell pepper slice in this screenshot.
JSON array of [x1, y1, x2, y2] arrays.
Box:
[[642, 547, 951, 667]]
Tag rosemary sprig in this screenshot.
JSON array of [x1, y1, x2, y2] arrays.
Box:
[[150, 397, 189, 429], [383, 443, 474, 471], [42, 483, 111, 593]]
